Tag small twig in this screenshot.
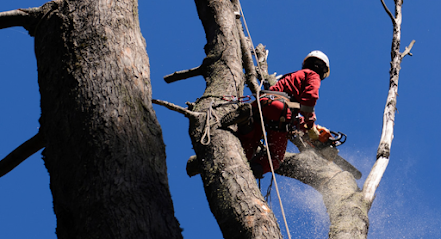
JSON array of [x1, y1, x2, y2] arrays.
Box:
[[163, 65, 203, 83], [152, 99, 199, 118], [381, 0, 395, 23], [401, 40, 416, 58]]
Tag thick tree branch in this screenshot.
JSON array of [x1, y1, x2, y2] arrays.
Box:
[[0, 2, 64, 36], [0, 131, 45, 178], [277, 151, 369, 238], [0, 9, 30, 30], [163, 65, 204, 83], [152, 99, 199, 119]]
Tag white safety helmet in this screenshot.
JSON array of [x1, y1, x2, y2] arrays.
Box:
[[303, 50, 330, 79]]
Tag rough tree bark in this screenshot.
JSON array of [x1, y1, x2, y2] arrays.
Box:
[[162, 0, 282, 238], [191, 0, 282, 238], [1, 0, 414, 238], [0, 0, 182, 238]]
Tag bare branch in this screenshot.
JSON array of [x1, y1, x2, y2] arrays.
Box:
[[401, 39, 416, 58], [152, 99, 199, 118], [163, 65, 203, 83], [0, 131, 45, 178], [381, 0, 395, 23], [255, 44, 279, 87], [232, 1, 260, 94], [0, 9, 30, 30], [239, 33, 260, 94], [363, 0, 413, 204]]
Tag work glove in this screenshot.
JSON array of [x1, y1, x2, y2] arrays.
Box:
[[308, 125, 320, 141], [300, 111, 316, 129]]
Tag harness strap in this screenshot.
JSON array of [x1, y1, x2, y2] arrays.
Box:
[[258, 92, 300, 132]]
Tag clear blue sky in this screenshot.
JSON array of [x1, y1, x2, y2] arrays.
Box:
[[1, 1, 440, 238]]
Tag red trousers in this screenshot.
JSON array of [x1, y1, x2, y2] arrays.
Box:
[[238, 98, 292, 174]]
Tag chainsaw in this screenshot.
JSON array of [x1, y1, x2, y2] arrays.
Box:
[[291, 125, 362, 180]]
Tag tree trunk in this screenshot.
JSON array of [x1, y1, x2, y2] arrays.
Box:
[[188, 0, 282, 238], [28, 1, 181, 238]]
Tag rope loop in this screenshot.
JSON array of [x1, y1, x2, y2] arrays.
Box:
[[201, 100, 215, 145]]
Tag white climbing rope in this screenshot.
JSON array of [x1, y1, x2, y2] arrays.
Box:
[[201, 100, 220, 145], [201, 96, 251, 145], [237, 2, 292, 239]]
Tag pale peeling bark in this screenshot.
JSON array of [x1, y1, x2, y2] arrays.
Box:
[[362, 0, 415, 204], [0, 0, 182, 238]]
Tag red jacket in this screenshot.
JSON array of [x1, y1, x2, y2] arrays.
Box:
[[269, 69, 321, 108]]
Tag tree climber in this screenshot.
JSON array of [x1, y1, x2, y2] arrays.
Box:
[[221, 50, 330, 178]]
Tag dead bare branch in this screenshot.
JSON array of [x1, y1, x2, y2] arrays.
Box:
[[232, 0, 260, 94], [362, 0, 414, 204], [0, 131, 45, 178], [401, 40, 416, 58], [0, 9, 30, 30], [255, 44, 280, 87], [152, 99, 200, 118], [163, 65, 204, 83]]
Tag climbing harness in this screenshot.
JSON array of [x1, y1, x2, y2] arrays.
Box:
[[257, 91, 300, 133], [200, 96, 250, 145], [237, 2, 292, 238]]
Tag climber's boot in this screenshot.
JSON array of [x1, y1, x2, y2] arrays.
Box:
[[220, 103, 253, 128]]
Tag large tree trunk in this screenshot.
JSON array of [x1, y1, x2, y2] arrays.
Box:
[[23, 1, 182, 238], [189, 0, 282, 238]]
